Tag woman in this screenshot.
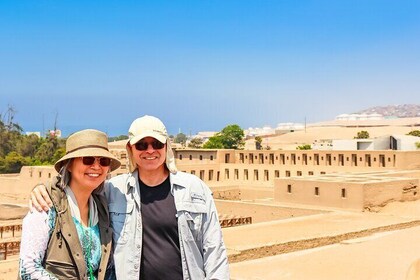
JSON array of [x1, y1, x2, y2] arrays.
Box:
[[29, 116, 230, 279], [19, 129, 121, 280]]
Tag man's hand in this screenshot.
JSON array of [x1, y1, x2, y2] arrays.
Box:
[[29, 184, 53, 212]]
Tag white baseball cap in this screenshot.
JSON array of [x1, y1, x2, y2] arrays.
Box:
[[128, 115, 168, 144], [126, 115, 177, 173]]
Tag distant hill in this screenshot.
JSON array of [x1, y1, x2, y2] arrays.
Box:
[[356, 104, 420, 118]]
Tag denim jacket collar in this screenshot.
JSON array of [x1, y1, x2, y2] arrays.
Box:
[[170, 171, 186, 193], [126, 170, 138, 194]]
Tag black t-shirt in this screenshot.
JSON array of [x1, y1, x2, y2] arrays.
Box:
[[139, 176, 183, 279]]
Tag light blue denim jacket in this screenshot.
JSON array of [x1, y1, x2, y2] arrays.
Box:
[[103, 170, 230, 280]]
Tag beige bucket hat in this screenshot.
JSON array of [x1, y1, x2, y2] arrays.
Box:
[[126, 115, 177, 173], [54, 129, 121, 172]]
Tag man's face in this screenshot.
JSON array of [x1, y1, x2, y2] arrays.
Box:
[[131, 137, 166, 172]]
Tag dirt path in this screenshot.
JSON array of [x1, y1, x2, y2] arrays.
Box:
[[229, 219, 420, 263]]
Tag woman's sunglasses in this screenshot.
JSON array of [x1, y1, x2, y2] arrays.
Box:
[[82, 157, 111, 167], [134, 140, 165, 151]]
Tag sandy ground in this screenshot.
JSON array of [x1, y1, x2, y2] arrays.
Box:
[[230, 226, 420, 280], [0, 257, 19, 280], [227, 199, 420, 279], [0, 193, 28, 279], [2, 194, 420, 279], [224, 212, 418, 259]]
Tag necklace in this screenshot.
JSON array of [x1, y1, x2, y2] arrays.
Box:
[[84, 213, 95, 280]]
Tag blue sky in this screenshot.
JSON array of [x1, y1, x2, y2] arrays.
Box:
[[1, 1, 419, 137]]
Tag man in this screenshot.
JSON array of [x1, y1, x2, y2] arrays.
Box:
[[31, 115, 230, 279]]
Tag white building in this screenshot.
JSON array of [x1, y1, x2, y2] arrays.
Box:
[[275, 123, 304, 134], [331, 135, 419, 151], [335, 113, 384, 121], [25, 131, 41, 137], [245, 126, 275, 137]]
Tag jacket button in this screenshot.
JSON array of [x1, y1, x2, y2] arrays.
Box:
[[104, 249, 107, 253], [68, 233, 71, 237]]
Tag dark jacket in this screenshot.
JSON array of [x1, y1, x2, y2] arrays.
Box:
[[43, 178, 113, 280]]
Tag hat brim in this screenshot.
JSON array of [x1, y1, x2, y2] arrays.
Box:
[[129, 132, 166, 145], [54, 147, 121, 172]]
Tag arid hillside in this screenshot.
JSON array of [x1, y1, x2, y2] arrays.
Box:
[[245, 117, 420, 150]]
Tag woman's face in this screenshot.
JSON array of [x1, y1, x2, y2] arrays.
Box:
[[67, 157, 110, 192]]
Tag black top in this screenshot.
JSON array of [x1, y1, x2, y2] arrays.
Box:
[[139, 176, 183, 280]]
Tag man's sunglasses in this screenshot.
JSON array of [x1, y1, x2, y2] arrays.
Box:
[[134, 140, 165, 151], [82, 157, 111, 167]]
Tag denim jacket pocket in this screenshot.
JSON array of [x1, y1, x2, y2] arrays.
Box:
[[109, 202, 134, 245]]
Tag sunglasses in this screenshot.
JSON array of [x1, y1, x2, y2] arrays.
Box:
[[134, 140, 165, 151], [82, 157, 111, 167]]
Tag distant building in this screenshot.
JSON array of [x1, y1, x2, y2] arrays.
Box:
[[245, 123, 305, 138], [335, 113, 384, 121], [49, 129, 62, 138], [331, 135, 420, 151], [275, 123, 304, 134], [274, 170, 420, 211], [312, 139, 333, 150], [25, 131, 41, 137], [192, 131, 217, 141], [245, 126, 275, 137]]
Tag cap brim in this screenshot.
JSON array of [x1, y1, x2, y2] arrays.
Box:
[[129, 132, 166, 145]]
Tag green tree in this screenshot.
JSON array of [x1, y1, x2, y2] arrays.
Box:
[[0, 106, 67, 173], [296, 144, 312, 150], [219, 124, 245, 149], [34, 141, 55, 164], [174, 133, 187, 146], [416, 142, 420, 149], [0, 111, 26, 159], [51, 147, 66, 163], [108, 135, 129, 142], [33, 135, 65, 165], [407, 130, 420, 137], [188, 137, 204, 148], [16, 134, 40, 157], [255, 136, 262, 150], [0, 125, 21, 157], [354, 130, 370, 139], [0, 151, 31, 173], [203, 124, 244, 149], [203, 135, 224, 149]]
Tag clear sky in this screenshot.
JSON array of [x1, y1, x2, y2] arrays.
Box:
[[1, 1, 419, 137]]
